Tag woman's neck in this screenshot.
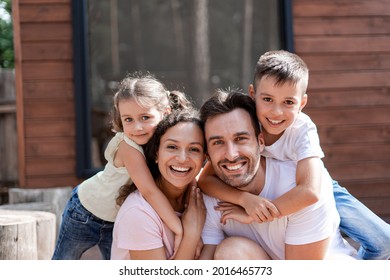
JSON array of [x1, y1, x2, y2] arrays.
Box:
[[155, 177, 188, 213]]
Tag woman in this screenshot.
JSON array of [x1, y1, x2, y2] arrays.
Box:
[[111, 108, 206, 260]]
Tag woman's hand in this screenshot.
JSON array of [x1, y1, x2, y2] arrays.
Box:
[[182, 187, 206, 235], [172, 186, 206, 260]]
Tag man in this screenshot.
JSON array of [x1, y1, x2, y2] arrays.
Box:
[[198, 89, 358, 260]]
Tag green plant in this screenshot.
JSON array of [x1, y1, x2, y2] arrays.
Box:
[[0, 0, 14, 68]]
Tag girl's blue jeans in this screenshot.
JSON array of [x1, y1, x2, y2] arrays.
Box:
[[51, 187, 114, 260], [334, 180, 390, 260]]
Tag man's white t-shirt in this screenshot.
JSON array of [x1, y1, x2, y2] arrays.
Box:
[[201, 157, 359, 260]]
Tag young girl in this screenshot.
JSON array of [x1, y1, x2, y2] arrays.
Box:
[[52, 72, 191, 259]]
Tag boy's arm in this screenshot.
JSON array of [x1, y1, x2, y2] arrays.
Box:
[[198, 161, 244, 205], [198, 161, 279, 222], [272, 157, 322, 216], [119, 142, 183, 252]]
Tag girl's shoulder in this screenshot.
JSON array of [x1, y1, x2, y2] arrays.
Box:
[[123, 135, 145, 157]]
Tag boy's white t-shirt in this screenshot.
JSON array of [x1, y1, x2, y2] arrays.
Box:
[[262, 112, 324, 161], [201, 157, 359, 260]]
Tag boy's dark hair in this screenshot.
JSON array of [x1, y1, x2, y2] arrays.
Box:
[[200, 89, 261, 137], [253, 50, 309, 95]]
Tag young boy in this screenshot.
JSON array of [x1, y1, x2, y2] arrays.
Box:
[[198, 50, 390, 260]]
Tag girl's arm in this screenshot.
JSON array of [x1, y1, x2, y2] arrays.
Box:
[[198, 161, 280, 222], [272, 157, 322, 216], [118, 142, 183, 254]]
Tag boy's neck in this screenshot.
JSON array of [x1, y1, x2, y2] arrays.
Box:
[[262, 130, 284, 146]]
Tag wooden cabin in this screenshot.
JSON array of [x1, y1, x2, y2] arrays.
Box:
[[11, 0, 390, 222]]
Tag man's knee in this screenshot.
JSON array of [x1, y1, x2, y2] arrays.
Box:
[[214, 236, 270, 260]]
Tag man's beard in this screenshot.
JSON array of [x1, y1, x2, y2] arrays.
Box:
[[213, 147, 261, 189]]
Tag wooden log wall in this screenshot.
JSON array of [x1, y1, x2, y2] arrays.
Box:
[[293, 0, 390, 222], [13, 0, 80, 188]]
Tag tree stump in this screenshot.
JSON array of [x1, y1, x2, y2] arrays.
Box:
[[0, 214, 38, 260], [0, 209, 56, 260], [7, 186, 72, 233]]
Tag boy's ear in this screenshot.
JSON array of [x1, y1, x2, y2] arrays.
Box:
[[248, 84, 256, 99], [299, 93, 308, 112]]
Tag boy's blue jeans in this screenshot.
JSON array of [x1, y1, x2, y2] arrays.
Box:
[[51, 187, 114, 260], [334, 180, 390, 260]]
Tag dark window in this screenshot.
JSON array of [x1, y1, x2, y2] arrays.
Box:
[[72, 0, 294, 178]]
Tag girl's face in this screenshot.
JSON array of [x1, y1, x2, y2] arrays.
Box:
[[119, 98, 165, 145], [250, 76, 307, 144], [157, 122, 205, 191]]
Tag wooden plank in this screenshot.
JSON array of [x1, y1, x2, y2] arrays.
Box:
[[321, 143, 390, 162], [326, 161, 390, 181], [24, 100, 74, 118], [295, 36, 390, 53], [0, 104, 16, 113], [306, 88, 390, 108], [295, 17, 390, 36], [19, 3, 71, 23], [25, 176, 81, 189], [22, 62, 73, 80], [21, 42, 72, 61], [337, 179, 390, 199], [358, 197, 390, 217], [25, 119, 75, 137], [308, 71, 390, 90], [315, 124, 390, 145], [26, 137, 75, 157], [23, 80, 74, 99], [20, 0, 69, 3], [305, 106, 390, 126], [300, 53, 390, 72], [20, 22, 72, 42], [1, 114, 18, 182], [25, 158, 75, 176], [294, 0, 390, 17], [13, 0, 27, 187]]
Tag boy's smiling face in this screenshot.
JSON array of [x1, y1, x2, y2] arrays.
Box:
[[249, 76, 307, 143]]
